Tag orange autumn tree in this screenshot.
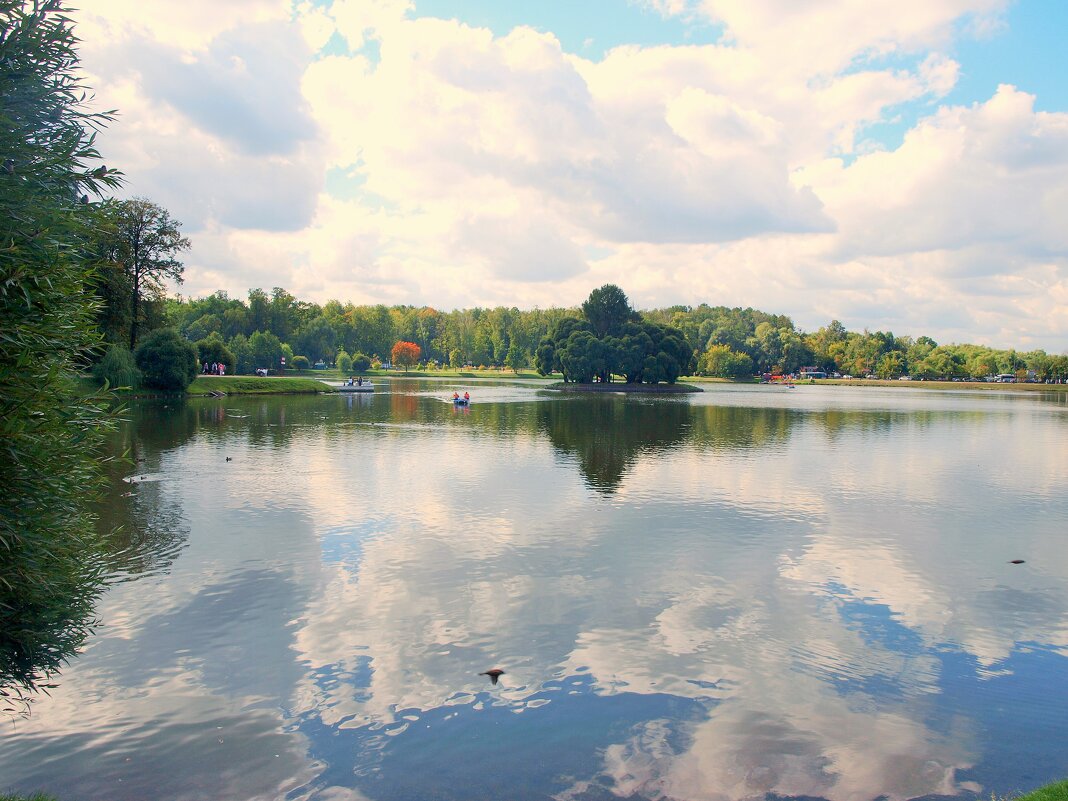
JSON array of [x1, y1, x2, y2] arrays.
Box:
[[391, 340, 421, 373]]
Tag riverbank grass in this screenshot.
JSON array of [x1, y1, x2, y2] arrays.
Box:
[[294, 367, 552, 380], [549, 381, 702, 393], [187, 376, 329, 395], [1018, 779, 1068, 801]]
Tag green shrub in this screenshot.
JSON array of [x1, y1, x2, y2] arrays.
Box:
[[92, 344, 141, 389], [352, 353, 371, 373], [195, 334, 235, 374], [336, 349, 353, 373], [134, 328, 198, 391], [291, 355, 310, 370]]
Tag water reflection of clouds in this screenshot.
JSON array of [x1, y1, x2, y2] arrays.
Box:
[[9, 388, 1068, 801], [282, 390, 1068, 799], [289, 505, 974, 798]]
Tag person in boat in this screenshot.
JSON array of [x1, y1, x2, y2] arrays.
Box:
[[463, 391, 470, 401], [453, 392, 460, 400]]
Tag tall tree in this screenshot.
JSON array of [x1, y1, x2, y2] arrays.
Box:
[[581, 284, 639, 337], [1, 0, 121, 709], [391, 340, 421, 372], [96, 197, 190, 351]]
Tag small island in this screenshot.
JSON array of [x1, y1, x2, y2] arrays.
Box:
[[535, 285, 697, 392], [549, 381, 701, 393]]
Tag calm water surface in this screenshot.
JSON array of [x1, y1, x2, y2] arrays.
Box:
[[3, 381, 1068, 801]]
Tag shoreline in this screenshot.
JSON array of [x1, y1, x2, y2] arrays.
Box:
[[86, 373, 1068, 399], [549, 382, 702, 393], [686, 376, 1068, 392]]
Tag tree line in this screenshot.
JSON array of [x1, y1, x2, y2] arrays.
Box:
[[119, 283, 1067, 383]]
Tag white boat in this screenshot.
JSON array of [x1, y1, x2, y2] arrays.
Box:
[[339, 381, 374, 393]]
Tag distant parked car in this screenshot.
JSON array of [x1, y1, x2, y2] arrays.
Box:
[[255, 368, 269, 377]]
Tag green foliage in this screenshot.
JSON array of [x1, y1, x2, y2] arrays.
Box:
[[505, 341, 526, 373], [186, 375, 327, 395], [195, 333, 234, 374], [911, 347, 965, 379], [292, 316, 337, 364], [538, 305, 695, 385], [1018, 779, 1068, 801], [875, 350, 906, 379], [700, 344, 754, 378], [291, 355, 310, 370], [92, 197, 189, 350], [134, 328, 198, 390], [1, 0, 121, 712], [248, 330, 283, 373], [161, 289, 1068, 385], [581, 284, 639, 337], [92, 344, 141, 388], [617, 321, 694, 384], [352, 352, 371, 373], [228, 333, 252, 374], [536, 317, 592, 378], [336, 349, 353, 373]]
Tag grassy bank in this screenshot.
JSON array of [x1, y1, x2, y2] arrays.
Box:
[[800, 378, 1068, 392], [550, 381, 702, 393], [1018, 780, 1068, 801], [684, 375, 1068, 391], [186, 376, 329, 395], [301, 367, 552, 380]]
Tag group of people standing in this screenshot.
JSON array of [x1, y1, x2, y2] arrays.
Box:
[[202, 361, 226, 376]]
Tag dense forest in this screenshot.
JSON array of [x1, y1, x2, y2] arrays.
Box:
[[128, 286, 1068, 382]]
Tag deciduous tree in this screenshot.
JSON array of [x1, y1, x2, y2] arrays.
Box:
[[391, 340, 421, 372], [135, 328, 199, 390], [581, 284, 638, 337], [95, 198, 190, 351]]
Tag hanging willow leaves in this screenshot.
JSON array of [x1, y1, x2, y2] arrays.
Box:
[[0, 0, 122, 714]]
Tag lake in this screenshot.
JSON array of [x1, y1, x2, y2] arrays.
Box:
[[2, 380, 1067, 801]]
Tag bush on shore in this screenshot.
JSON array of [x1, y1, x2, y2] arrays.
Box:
[[134, 328, 198, 391], [91, 344, 141, 389]]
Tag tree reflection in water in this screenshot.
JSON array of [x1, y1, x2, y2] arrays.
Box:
[[536, 396, 801, 493]]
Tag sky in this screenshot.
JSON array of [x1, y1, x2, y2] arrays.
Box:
[[72, 0, 1068, 351]]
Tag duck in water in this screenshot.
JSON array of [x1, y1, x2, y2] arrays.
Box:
[[479, 669, 505, 685]]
